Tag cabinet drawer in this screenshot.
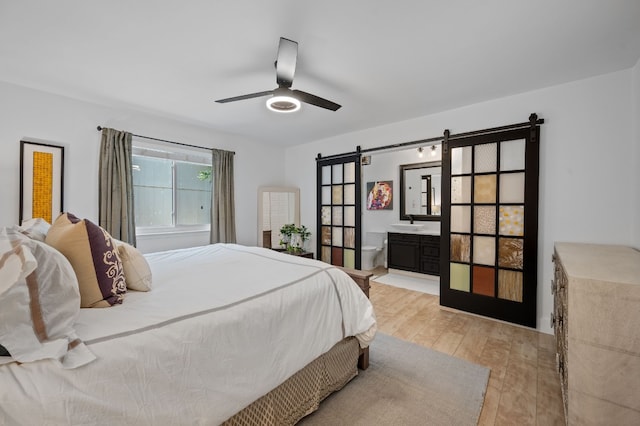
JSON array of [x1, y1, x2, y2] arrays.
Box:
[[419, 235, 440, 276], [420, 245, 439, 258], [420, 259, 440, 275], [388, 232, 419, 243], [419, 235, 440, 246]]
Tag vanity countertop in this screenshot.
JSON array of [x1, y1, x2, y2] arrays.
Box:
[[387, 228, 440, 236]]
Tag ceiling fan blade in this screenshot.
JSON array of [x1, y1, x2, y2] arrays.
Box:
[[215, 90, 274, 103], [293, 90, 341, 111], [276, 37, 298, 88]]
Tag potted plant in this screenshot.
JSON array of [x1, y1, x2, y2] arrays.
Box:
[[279, 224, 311, 253], [279, 223, 297, 250], [291, 225, 311, 253]]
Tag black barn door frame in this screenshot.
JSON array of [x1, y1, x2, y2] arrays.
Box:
[[316, 153, 362, 269], [440, 114, 541, 327]]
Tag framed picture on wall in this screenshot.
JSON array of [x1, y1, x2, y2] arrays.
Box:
[[366, 180, 393, 210], [19, 140, 64, 224]]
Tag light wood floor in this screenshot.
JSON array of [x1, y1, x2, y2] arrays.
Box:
[[369, 277, 565, 425]]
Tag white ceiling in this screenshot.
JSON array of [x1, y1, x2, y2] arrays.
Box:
[[1, 1, 639, 147]]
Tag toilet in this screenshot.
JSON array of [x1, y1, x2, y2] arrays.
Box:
[[361, 245, 382, 271], [361, 231, 386, 271]]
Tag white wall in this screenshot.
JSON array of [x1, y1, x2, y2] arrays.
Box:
[[361, 146, 442, 237], [633, 58, 640, 249], [0, 81, 285, 252], [285, 69, 636, 334]]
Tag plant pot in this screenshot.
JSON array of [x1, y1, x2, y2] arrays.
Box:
[[289, 233, 303, 252]]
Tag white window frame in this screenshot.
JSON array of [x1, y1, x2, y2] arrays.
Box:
[[132, 139, 212, 236]]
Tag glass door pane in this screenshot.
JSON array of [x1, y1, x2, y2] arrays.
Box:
[[317, 154, 361, 269], [441, 127, 539, 328]]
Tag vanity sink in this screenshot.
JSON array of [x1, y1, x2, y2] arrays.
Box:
[[390, 223, 425, 232]]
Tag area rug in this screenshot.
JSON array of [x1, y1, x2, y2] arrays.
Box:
[[299, 333, 489, 426], [373, 273, 440, 296]]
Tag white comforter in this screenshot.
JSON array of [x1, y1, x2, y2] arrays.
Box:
[[0, 244, 376, 425]]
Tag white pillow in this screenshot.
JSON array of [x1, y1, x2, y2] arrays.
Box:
[[114, 240, 153, 291], [0, 228, 37, 297], [0, 227, 95, 369], [19, 218, 51, 242]]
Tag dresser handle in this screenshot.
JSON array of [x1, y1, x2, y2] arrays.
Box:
[[555, 354, 564, 375]]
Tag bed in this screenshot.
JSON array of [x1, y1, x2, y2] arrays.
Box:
[[0, 221, 376, 425]]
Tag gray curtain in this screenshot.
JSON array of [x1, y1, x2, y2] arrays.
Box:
[[210, 149, 236, 243], [99, 128, 136, 246]]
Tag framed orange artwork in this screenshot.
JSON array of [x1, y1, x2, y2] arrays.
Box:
[[19, 140, 64, 224]]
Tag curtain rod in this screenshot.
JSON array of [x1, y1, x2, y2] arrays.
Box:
[[96, 126, 235, 154], [316, 114, 544, 161]]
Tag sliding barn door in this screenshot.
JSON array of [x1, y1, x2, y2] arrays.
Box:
[[316, 154, 362, 269], [440, 121, 540, 327]]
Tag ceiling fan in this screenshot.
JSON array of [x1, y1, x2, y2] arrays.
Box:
[[215, 37, 341, 113]]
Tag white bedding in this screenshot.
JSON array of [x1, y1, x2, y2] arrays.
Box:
[[0, 244, 376, 425]]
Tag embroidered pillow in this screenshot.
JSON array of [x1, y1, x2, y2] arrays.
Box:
[[45, 213, 126, 308], [0, 227, 95, 368], [114, 240, 152, 292]]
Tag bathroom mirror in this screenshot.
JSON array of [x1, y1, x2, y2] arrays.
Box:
[[399, 161, 441, 221], [258, 186, 300, 248]]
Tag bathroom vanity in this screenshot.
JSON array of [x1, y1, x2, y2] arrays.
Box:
[[387, 231, 440, 276]]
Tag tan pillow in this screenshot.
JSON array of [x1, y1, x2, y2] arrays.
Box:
[[45, 213, 126, 308], [114, 240, 152, 292]]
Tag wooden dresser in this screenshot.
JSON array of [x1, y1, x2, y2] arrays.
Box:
[[552, 243, 640, 425]]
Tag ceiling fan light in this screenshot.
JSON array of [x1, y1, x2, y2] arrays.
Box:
[[266, 95, 301, 113]]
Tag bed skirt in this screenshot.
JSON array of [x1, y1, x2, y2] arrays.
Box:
[[222, 337, 360, 425]]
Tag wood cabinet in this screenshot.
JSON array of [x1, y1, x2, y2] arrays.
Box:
[[552, 243, 640, 425], [388, 232, 420, 272], [387, 232, 440, 276]]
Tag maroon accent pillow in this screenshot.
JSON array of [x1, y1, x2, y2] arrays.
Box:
[[45, 213, 126, 308]]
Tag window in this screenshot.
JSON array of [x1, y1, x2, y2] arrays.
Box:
[[132, 141, 212, 233]]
